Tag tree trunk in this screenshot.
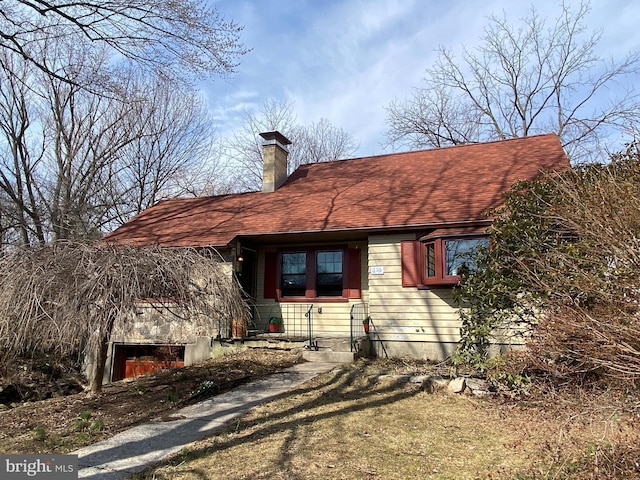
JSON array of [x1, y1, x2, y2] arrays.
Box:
[[88, 314, 116, 394], [88, 333, 109, 394]]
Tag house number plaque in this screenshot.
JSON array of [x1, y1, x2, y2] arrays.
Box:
[[370, 266, 384, 275]]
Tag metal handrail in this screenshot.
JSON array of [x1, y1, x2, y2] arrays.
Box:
[[350, 304, 356, 351], [305, 304, 316, 350]]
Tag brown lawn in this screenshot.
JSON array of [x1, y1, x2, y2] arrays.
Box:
[[1, 350, 639, 479]]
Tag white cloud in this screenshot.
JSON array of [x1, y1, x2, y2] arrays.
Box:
[[207, 0, 640, 156]]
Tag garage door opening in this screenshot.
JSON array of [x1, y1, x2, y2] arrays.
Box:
[[111, 344, 185, 381]]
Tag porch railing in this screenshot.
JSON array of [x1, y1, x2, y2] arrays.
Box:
[[305, 304, 316, 350], [276, 303, 313, 341]]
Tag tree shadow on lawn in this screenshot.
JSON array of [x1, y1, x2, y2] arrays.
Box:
[[130, 365, 420, 479]]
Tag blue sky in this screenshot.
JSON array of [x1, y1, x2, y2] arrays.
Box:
[[205, 0, 640, 157]]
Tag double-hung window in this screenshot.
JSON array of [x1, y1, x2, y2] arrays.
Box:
[[264, 246, 361, 301], [315, 250, 344, 296], [280, 249, 344, 297], [281, 252, 307, 297]]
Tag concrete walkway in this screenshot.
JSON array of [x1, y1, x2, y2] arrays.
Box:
[[74, 362, 337, 480]]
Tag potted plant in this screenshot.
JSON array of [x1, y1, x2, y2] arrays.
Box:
[[362, 316, 371, 334], [268, 316, 282, 333]]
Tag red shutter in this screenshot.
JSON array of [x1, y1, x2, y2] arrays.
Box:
[[347, 248, 361, 299], [401, 240, 419, 287], [263, 251, 277, 299]]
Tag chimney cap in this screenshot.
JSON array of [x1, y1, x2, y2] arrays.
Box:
[[259, 131, 292, 146]]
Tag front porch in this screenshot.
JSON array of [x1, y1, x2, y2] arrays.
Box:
[[242, 302, 372, 362]]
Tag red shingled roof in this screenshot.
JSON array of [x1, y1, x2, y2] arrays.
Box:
[[103, 134, 568, 247]]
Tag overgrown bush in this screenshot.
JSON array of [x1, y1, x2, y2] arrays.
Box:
[[455, 144, 640, 384]]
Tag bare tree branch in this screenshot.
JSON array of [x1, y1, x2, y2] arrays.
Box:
[[0, 0, 248, 86], [225, 99, 359, 192], [0, 40, 222, 246], [385, 1, 640, 162]]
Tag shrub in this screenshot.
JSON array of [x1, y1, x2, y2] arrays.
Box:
[[455, 144, 640, 383]]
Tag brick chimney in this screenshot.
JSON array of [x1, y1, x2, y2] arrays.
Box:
[[260, 131, 291, 193]]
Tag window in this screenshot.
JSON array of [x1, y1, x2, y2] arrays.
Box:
[[264, 247, 361, 301], [401, 235, 489, 288], [425, 242, 436, 277], [280, 250, 343, 297], [281, 252, 307, 297], [316, 250, 343, 296], [444, 238, 488, 276]]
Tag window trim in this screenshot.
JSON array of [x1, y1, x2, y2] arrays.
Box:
[[419, 235, 489, 287], [274, 246, 354, 302]]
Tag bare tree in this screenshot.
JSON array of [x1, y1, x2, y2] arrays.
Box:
[[226, 99, 359, 192], [0, 1, 247, 85], [107, 71, 221, 227], [0, 242, 248, 393], [385, 1, 640, 161], [225, 99, 297, 192], [40, 46, 139, 241], [42, 60, 225, 238], [0, 37, 223, 246], [0, 0, 246, 243], [0, 49, 47, 247], [290, 118, 359, 171]]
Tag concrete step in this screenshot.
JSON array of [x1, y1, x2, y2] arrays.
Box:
[[301, 350, 356, 364], [313, 337, 353, 352]]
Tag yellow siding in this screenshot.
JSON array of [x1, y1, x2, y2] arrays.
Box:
[[251, 236, 466, 359], [253, 243, 368, 336], [367, 234, 462, 353]]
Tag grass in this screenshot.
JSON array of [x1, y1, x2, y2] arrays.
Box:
[[32, 425, 47, 441], [0, 349, 299, 455], [129, 361, 640, 480], [1, 351, 637, 478]]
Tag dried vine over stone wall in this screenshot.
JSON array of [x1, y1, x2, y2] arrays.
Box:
[[0, 242, 248, 393]]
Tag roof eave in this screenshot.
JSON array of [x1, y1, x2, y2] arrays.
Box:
[[233, 218, 495, 244]]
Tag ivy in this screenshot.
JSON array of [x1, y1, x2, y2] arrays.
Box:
[[453, 179, 557, 370]]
